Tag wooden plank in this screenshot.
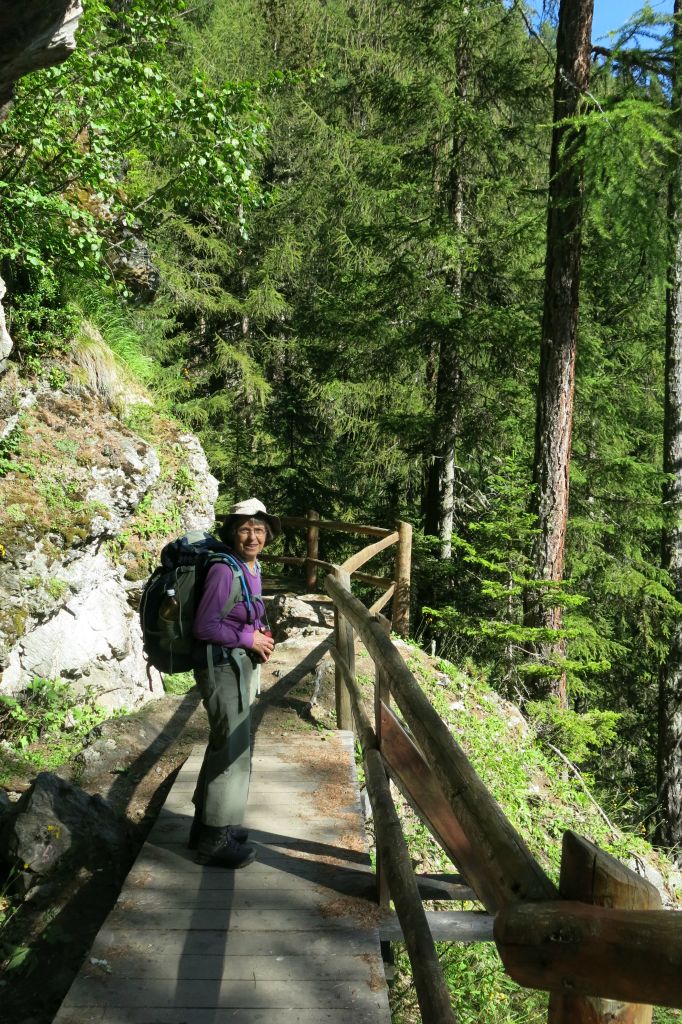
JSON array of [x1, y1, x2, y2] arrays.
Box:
[[91, 926, 384, 958], [325, 573, 557, 911], [352, 572, 394, 590], [305, 509, 320, 589], [548, 831, 662, 1024], [380, 910, 495, 943], [494, 902, 682, 1009], [380, 701, 483, 891], [65, 976, 389, 1010], [415, 876, 476, 901], [56, 1008, 390, 1024], [56, 726, 392, 1024], [74, 952, 383, 981]]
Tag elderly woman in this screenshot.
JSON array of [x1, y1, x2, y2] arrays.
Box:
[[190, 497, 279, 868]]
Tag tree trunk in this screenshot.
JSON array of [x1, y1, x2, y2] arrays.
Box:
[[425, 50, 467, 560], [527, 0, 594, 706], [658, 0, 682, 851]]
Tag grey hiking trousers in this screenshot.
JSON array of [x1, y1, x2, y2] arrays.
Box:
[[192, 649, 260, 828]]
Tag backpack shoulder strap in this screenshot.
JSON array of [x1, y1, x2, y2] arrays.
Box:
[[205, 552, 251, 620]]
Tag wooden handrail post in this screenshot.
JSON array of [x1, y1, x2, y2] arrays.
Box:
[[392, 520, 412, 637], [305, 509, 320, 590], [547, 831, 662, 1024], [374, 611, 391, 910], [333, 566, 354, 731]]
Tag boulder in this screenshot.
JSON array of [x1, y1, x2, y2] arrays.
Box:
[[0, 772, 132, 883], [269, 594, 334, 641]]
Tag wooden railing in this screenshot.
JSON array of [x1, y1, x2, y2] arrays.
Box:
[[261, 513, 411, 730], [324, 571, 682, 1024]]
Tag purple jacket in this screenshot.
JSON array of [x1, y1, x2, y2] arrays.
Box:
[[193, 560, 265, 650]]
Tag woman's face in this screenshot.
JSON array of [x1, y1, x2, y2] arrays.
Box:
[[232, 517, 268, 564]]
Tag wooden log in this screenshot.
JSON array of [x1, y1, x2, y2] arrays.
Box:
[[351, 572, 394, 589], [324, 573, 557, 911], [368, 585, 395, 616], [280, 516, 392, 538], [494, 901, 682, 1010], [260, 554, 306, 566], [305, 509, 320, 590], [333, 567, 354, 731], [380, 909, 495, 944], [548, 831, 662, 1024], [329, 644, 373, 752], [329, 647, 457, 1022], [367, 749, 458, 1023], [307, 557, 336, 571], [374, 613, 391, 911], [342, 531, 400, 574], [379, 701, 483, 894], [392, 519, 412, 637]]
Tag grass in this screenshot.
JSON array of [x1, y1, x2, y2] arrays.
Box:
[[378, 643, 681, 1024]]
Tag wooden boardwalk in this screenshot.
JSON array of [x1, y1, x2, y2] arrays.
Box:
[[53, 730, 392, 1024]]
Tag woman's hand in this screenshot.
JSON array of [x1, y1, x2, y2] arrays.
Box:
[[250, 629, 275, 662]]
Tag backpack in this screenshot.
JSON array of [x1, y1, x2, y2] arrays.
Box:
[[139, 530, 249, 678]]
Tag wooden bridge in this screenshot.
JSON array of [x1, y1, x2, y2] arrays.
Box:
[[54, 514, 682, 1024]]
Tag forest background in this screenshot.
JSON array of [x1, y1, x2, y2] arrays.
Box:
[[2, 0, 682, 866]]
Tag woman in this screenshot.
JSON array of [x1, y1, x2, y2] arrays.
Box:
[[190, 497, 279, 868]]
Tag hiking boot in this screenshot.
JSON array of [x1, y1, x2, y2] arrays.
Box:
[[195, 826, 256, 869], [189, 812, 248, 849]]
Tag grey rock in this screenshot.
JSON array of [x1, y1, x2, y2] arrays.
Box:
[[0, 772, 131, 880], [270, 594, 335, 641], [0, 0, 83, 119]]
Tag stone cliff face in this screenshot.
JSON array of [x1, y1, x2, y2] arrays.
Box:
[[0, 354, 218, 711], [0, 0, 82, 120]]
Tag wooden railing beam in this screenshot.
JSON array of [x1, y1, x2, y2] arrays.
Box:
[[495, 902, 682, 1010], [548, 831, 662, 1024], [280, 516, 392, 538], [392, 519, 412, 637], [324, 573, 557, 911], [305, 509, 320, 590], [333, 567, 354, 731], [329, 642, 458, 1024], [342, 531, 399, 575]]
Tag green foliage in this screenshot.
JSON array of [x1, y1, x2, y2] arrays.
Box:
[[0, 677, 106, 765], [162, 671, 196, 695], [0, 0, 266, 329], [526, 698, 622, 765]]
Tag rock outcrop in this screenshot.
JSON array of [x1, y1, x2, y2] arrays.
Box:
[[0, 359, 218, 710], [0, 771, 132, 889], [0, 0, 83, 120]]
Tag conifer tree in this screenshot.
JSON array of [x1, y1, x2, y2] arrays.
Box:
[[659, 0, 682, 850], [528, 0, 595, 705]]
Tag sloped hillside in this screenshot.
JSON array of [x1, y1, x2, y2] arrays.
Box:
[[365, 641, 682, 1023], [0, 331, 218, 780]]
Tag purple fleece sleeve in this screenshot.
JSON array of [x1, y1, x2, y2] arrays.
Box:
[[193, 563, 256, 649]]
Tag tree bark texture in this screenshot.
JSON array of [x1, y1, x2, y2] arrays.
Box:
[[658, 0, 682, 851], [529, 0, 594, 705]]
